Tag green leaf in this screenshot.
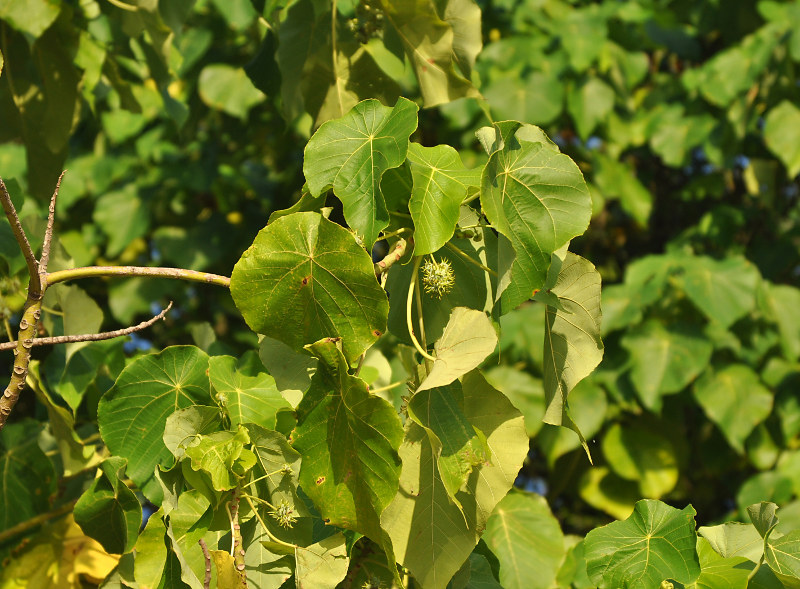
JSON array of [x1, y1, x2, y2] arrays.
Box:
[[764, 101, 800, 178], [133, 508, 168, 588], [198, 64, 264, 120], [209, 354, 291, 430], [163, 406, 224, 460], [584, 500, 701, 589], [760, 283, 800, 362], [691, 537, 754, 589], [578, 465, 641, 521], [381, 370, 527, 589], [693, 365, 773, 453], [303, 98, 418, 246], [480, 123, 592, 311], [601, 423, 679, 498], [74, 457, 142, 555], [483, 492, 566, 589], [483, 366, 545, 437], [248, 424, 309, 519], [417, 307, 498, 392], [698, 522, 764, 562], [621, 321, 713, 412], [0, 423, 56, 532], [92, 186, 149, 258], [591, 153, 652, 226], [765, 531, 800, 584], [0, 0, 60, 38], [450, 552, 503, 589], [293, 338, 403, 542], [483, 72, 564, 126], [295, 532, 350, 588], [165, 490, 214, 588], [380, 0, 479, 107], [184, 426, 257, 491], [258, 336, 317, 408], [748, 502, 780, 539], [230, 212, 389, 364], [542, 252, 603, 456], [407, 143, 481, 256], [677, 256, 760, 329], [98, 346, 214, 500], [567, 77, 615, 139], [408, 381, 491, 511]]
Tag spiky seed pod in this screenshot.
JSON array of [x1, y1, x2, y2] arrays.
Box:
[[421, 257, 455, 299]]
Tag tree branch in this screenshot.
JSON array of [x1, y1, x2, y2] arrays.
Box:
[[0, 302, 173, 352], [39, 170, 65, 277], [0, 177, 41, 296], [374, 237, 409, 277], [0, 499, 78, 546], [46, 266, 231, 288]]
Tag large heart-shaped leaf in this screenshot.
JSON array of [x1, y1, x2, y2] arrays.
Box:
[[417, 307, 498, 392], [693, 365, 773, 453], [407, 143, 481, 256], [698, 522, 764, 562], [480, 122, 592, 311], [542, 252, 603, 457], [292, 339, 404, 543], [98, 346, 214, 501], [584, 499, 700, 589], [231, 212, 389, 364], [303, 98, 418, 246], [693, 537, 754, 589], [483, 492, 566, 589], [74, 457, 142, 555], [381, 371, 527, 589]]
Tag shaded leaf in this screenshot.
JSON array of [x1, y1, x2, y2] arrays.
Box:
[[763, 100, 800, 178], [74, 457, 142, 555], [98, 346, 214, 501], [601, 423, 679, 498], [295, 532, 350, 588]]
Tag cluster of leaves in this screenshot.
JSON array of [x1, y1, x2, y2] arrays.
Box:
[[1, 0, 799, 588]]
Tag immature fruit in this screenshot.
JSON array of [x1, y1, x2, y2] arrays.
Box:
[[422, 257, 455, 299]]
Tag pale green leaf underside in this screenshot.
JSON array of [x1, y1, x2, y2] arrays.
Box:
[[230, 212, 388, 364], [381, 371, 527, 589], [303, 98, 418, 245], [295, 533, 350, 589], [418, 307, 498, 392]]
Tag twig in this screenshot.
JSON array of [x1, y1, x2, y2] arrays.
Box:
[[0, 499, 78, 545], [199, 538, 212, 589], [228, 488, 248, 587], [46, 266, 231, 288], [0, 302, 173, 351], [0, 177, 40, 296], [374, 237, 408, 277], [368, 380, 406, 395], [445, 241, 497, 276], [39, 170, 65, 278]]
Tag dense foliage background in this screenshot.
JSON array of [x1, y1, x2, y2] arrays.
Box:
[[1, 0, 799, 587]]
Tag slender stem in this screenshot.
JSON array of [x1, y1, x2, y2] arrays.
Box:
[[406, 257, 435, 362], [445, 241, 497, 276], [0, 177, 40, 296], [389, 211, 412, 219], [225, 502, 236, 558], [460, 191, 480, 206], [380, 227, 410, 241], [242, 494, 296, 550], [413, 262, 427, 351], [3, 317, 13, 342], [199, 538, 212, 589], [105, 0, 138, 11], [353, 353, 365, 377], [39, 170, 65, 277], [46, 266, 231, 288], [0, 499, 78, 545], [241, 492, 276, 511], [369, 381, 406, 394], [0, 302, 173, 351]]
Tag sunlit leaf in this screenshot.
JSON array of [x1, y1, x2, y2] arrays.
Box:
[[481, 122, 592, 311], [698, 522, 764, 563], [763, 100, 800, 178], [483, 492, 566, 589], [584, 499, 701, 589], [601, 423, 679, 498], [303, 98, 418, 246], [183, 426, 257, 491], [230, 211, 389, 364], [295, 533, 350, 588]]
